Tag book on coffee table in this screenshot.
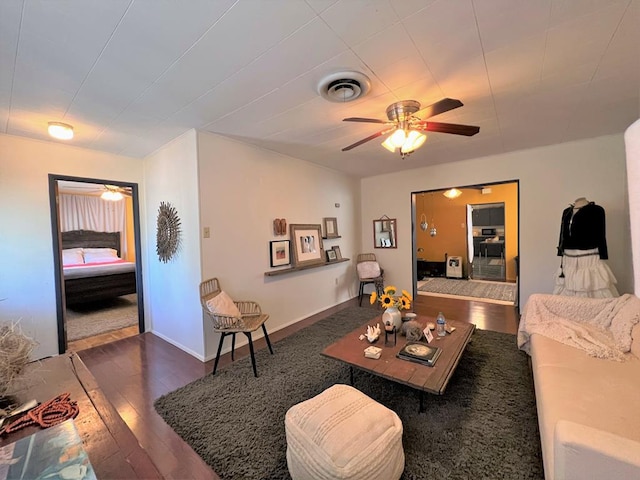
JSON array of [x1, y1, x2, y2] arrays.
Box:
[[397, 342, 442, 367]]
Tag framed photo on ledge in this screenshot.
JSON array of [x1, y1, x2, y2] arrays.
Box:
[[332, 245, 342, 260], [269, 240, 290, 267], [323, 217, 339, 238], [326, 249, 337, 262], [290, 224, 324, 267]]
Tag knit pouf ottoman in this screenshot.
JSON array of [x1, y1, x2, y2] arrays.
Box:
[[285, 384, 404, 480]]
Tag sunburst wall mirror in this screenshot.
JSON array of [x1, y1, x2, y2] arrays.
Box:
[[156, 201, 182, 263]]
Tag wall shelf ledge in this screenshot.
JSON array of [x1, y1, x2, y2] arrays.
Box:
[[265, 258, 349, 276]]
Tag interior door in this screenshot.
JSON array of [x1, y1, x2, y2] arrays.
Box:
[[49, 174, 145, 353]]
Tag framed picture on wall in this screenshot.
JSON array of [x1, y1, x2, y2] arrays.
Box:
[[323, 217, 339, 238], [332, 245, 342, 260], [290, 224, 324, 267], [269, 240, 290, 267]]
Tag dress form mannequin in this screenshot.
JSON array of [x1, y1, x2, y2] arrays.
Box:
[[573, 197, 589, 209], [555, 198, 617, 297]]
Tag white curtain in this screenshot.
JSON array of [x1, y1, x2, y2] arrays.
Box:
[[59, 194, 127, 258]]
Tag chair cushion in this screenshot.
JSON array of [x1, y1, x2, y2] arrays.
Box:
[[206, 290, 241, 318], [357, 261, 381, 280]]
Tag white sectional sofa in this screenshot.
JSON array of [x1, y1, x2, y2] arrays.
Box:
[[525, 317, 640, 479], [518, 119, 640, 480]]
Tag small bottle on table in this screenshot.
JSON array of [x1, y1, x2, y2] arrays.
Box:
[[436, 312, 446, 337]]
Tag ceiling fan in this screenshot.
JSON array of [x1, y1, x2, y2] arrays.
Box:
[[101, 184, 131, 201], [341, 98, 480, 158]]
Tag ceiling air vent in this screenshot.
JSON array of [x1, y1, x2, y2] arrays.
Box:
[[317, 71, 371, 103]]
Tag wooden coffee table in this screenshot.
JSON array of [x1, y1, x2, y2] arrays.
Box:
[[322, 315, 475, 411], [0, 353, 161, 478]]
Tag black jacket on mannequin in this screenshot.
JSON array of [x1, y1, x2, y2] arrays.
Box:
[[557, 202, 608, 259]]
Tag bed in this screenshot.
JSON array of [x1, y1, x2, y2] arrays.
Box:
[[62, 230, 137, 305]]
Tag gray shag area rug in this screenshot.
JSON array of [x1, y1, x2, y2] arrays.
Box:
[[419, 277, 516, 303], [154, 306, 542, 480], [66, 294, 138, 341]]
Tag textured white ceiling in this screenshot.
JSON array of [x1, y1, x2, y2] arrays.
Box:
[[1, 0, 638, 177]]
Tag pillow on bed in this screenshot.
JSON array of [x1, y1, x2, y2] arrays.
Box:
[[83, 248, 120, 263], [62, 248, 84, 266]]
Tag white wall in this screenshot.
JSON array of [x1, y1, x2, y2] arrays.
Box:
[[4, 126, 630, 362], [143, 130, 204, 359], [197, 131, 360, 360], [625, 119, 640, 296], [0, 133, 144, 359], [361, 134, 632, 306]]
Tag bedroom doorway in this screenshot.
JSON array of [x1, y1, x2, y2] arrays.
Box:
[[49, 174, 145, 354]]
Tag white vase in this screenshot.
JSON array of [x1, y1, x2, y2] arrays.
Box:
[[382, 306, 402, 331]]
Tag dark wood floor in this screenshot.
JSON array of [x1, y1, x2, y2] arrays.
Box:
[[78, 295, 519, 479]]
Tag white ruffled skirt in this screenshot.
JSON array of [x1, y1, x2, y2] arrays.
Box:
[[553, 248, 618, 298]]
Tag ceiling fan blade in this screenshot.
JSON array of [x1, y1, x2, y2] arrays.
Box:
[[342, 128, 393, 151], [416, 98, 464, 119], [343, 117, 388, 124], [417, 121, 480, 136]]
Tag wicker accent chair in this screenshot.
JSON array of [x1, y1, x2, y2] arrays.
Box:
[[200, 277, 274, 377], [356, 253, 385, 306]]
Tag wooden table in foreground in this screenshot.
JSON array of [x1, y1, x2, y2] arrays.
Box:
[[322, 316, 475, 411], [0, 353, 162, 479]]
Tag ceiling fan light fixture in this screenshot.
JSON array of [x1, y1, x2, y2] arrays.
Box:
[[48, 122, 73, 140], [382, 128, 427, 157], [381, 136, 396, 152], [101, 191, 123, 201], [101, 185, 124, 201], [443, 188, 462, 199], [401, 130, 426, 153], [400, 146, 413, 155], [390, 128, 407, 147]]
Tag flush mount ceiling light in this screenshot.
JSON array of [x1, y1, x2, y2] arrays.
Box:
[[101, 185, 124, 201], [47, 122, 74, 140], [443, 188, 462, 199], [317, 71, 371, 102]]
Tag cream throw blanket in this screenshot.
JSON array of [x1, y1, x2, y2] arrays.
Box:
[[518, 293, 640, 360]]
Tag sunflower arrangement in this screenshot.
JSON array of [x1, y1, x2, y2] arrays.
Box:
[[370, 286, 412, 310]]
